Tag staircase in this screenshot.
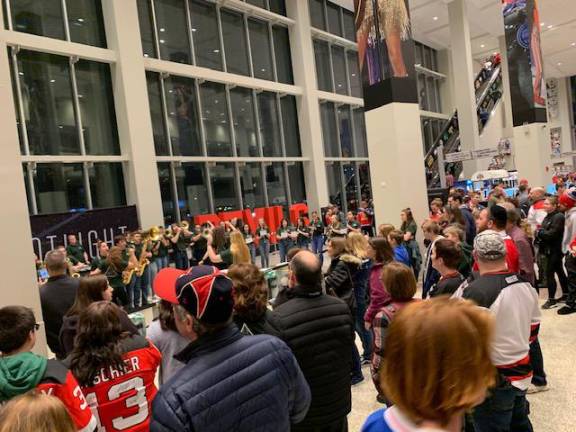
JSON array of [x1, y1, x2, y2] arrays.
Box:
[[424, 64, 504, 189]]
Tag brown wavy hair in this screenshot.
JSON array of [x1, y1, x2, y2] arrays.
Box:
[[381, 298, 495, 427], [66, 275, 109, 317], [228, 263, 268, 322], [69, 301, 128, 387]]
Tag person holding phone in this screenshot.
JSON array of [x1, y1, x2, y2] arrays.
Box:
[[256, 219, 271, 268]]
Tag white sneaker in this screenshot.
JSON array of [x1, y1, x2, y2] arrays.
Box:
[[527, 384, 549, 394]]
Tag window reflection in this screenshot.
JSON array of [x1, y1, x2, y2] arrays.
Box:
[[314, 40, 332, 92], [34, 163, 86, 214], [176, 162, 211, 219], [155, 0, 191, 64], [189, 0, 223, 70], [258, 92, 282, 157], [281, 96, 301, 157], [17, 50, 80, 155], [221, 10, 250, 76], [338, 106, 353, 157], [211, 163, 239, 212], [287, 163, 306, 204], [158, 162, 177, 225], [348, 51, 362, 98], [326, 2, 342, 37], [239, 163, 265, 209], [353, 109, 368, 158], [146, 72, 170, 155], [249, 19, 274, 81], [231, 88, 259, 157], [10, 0, 65, 40], [164, 75, 202, 156], [343, 163, 358, 211], [67, 0, 107, 47], [326, 162, 344, 208], [89, 163, 126, 208], [272, 26, 293, 84], [320, 102, 339, 157], [309, 0, 326, 31], [137, 0, 156, 58], [200, 82, 232, 157], [266, 163, 288, 208], [331, 46, 348, 95]]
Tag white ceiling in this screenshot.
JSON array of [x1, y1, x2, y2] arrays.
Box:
[[335, 0, 576, 78]]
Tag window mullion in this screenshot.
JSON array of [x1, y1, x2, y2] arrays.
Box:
[[5, 0, 13, 30], [149, 0, 162, 58], [185, 0, 197, 66], [61, 0, 71, 41], [27, 163, 38, 215], [158, 73, 173, 156], [169, 162, 181, 222], [10, 48, 30, 156], [69, 59, 87, 156], [245, 15, 255, 78]]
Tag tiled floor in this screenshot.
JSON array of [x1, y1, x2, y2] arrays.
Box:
[[348, 293, 576, 432]]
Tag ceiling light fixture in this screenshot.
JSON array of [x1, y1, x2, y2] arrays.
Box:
[[433, 16, 438, 21], [547, 24, 553, 29], [572, 42, 576, 46], [558, 62, 563, 66], [480, 44, 485, 48]]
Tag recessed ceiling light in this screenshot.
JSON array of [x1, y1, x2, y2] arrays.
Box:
[[540, 22, 545, 26], [547, 25, 553, 29], [159, 39, 165, 44], [160, 28, 165, 32], [572, 42, 576, 46], [77, 18, 84, 23], [433, 16, 438, 21], [480, 44, 485, 48], [558, 62, 563, 66], [213, 49, 220, 53]]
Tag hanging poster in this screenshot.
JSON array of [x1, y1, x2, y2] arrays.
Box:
[[550, 127, 562, 157], [354, 0, 418, 110], [502, 0, 547, 126]]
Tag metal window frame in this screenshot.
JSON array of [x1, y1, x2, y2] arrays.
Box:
[[185, 0, 198, 65]]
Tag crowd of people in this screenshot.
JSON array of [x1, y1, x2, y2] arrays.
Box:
[[2, 177, 573, 431]]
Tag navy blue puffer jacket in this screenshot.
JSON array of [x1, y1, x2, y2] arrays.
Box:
[[150, 324, 311, 432]]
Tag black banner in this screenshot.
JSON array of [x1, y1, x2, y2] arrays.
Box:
[[30, 206, 139, 261], [354, 0, 418, 111], [502, 0, 547, 126]]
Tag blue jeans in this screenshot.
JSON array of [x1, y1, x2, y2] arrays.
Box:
[[297, 238, 310, 250], [149, 261, 159, 289], [157, 256, 169, 270], [259, 240, 270, 268], [312, 235, 324, 264], [248, 243, 256, 264], [278, 240, 293, 263], [174, 249, 188, 270], [129, 266, 150, 309], [472, 380, 533, 432], [354, 283, 372, 359]]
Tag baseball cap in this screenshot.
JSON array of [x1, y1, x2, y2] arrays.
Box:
[[154, 266, 234, 324], [474, 230, 507, 261], [559, 188, 576, 210]]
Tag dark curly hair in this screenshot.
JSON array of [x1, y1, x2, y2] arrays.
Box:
[[69, 301, 128, 387], [228, 263, 268, 322]]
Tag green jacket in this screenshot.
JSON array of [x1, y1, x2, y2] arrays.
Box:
[[0, 352, 47, 401]]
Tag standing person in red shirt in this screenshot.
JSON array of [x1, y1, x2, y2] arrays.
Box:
[[68, 302, 161, 432], [475, 206, 519, 273], [0, 306, 96, 432]]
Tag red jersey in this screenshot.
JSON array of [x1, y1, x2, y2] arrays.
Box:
[[79, 336, 161, 432], [36, 359, 96, 432]]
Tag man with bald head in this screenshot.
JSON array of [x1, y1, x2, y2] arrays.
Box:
[[270, 251, 354, 432]]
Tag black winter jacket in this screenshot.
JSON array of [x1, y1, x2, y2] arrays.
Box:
[[537, 211, 565, 256], [324, 254, 361, 312], [269, 286, 354, 428]]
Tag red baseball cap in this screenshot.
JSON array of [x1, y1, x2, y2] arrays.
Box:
[[153, 266, 234, 324]]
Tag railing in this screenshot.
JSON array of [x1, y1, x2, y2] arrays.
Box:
[[425, 65, 503, 189]]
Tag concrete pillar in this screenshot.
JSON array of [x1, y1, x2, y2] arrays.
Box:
[[498, 36, 515, 138], [101, 0, 164, 228], [446, 0, 480, 177], [513, 123, 552, 187], [365, 103, 429, 231], [0, 35, 47, 354], [286, 0, 330, 212]]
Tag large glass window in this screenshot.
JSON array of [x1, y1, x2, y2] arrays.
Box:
[[221, 10, 250, 76], [281, 96, 301, 157], [146, 72, 170, 155], [154, 0, 191, 64], [343, 162, 358, 211], [258, 92, 282, 157], [34, 163, 86, 214], [338, 106, 353, 157], [326, 2, 342, 37], [66, 0, 106, 47], [331, 45, 348, 95], [211, 163, 239, 212], [158, 162, 177, 224], [343, 9, 356, 42], [22, 165, 33, 214], [75, 60, 120, 155], [189, 0, 223, 71], [320, 102, 339, 157], [200, 82, 232, 157], [137, 0, 156, 58], [230, 88, 258, 157], [269, 0, 286, 16], [17, 50, 80, 155], [246, 0, 267, 8], [248, 19, 274, 81], [326, 162, 344, 208], [239, 163, 265, 209], [287, 162, 306, 204], [273, 26, 293, 84], [164, 75, 202, 156], [266, 163, 288, 208], [9, 0, 65, 40], [353, 109, 368, 157], [359, 162, 372, 202], [89, 163, 126, 208], [309, 0, 326, 31], [347, 51, 362, 98], [314, 40, 332, 92], [176, 163, 211, 218]]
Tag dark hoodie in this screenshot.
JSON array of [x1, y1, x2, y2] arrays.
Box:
[[325, 253, 362, 312]]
